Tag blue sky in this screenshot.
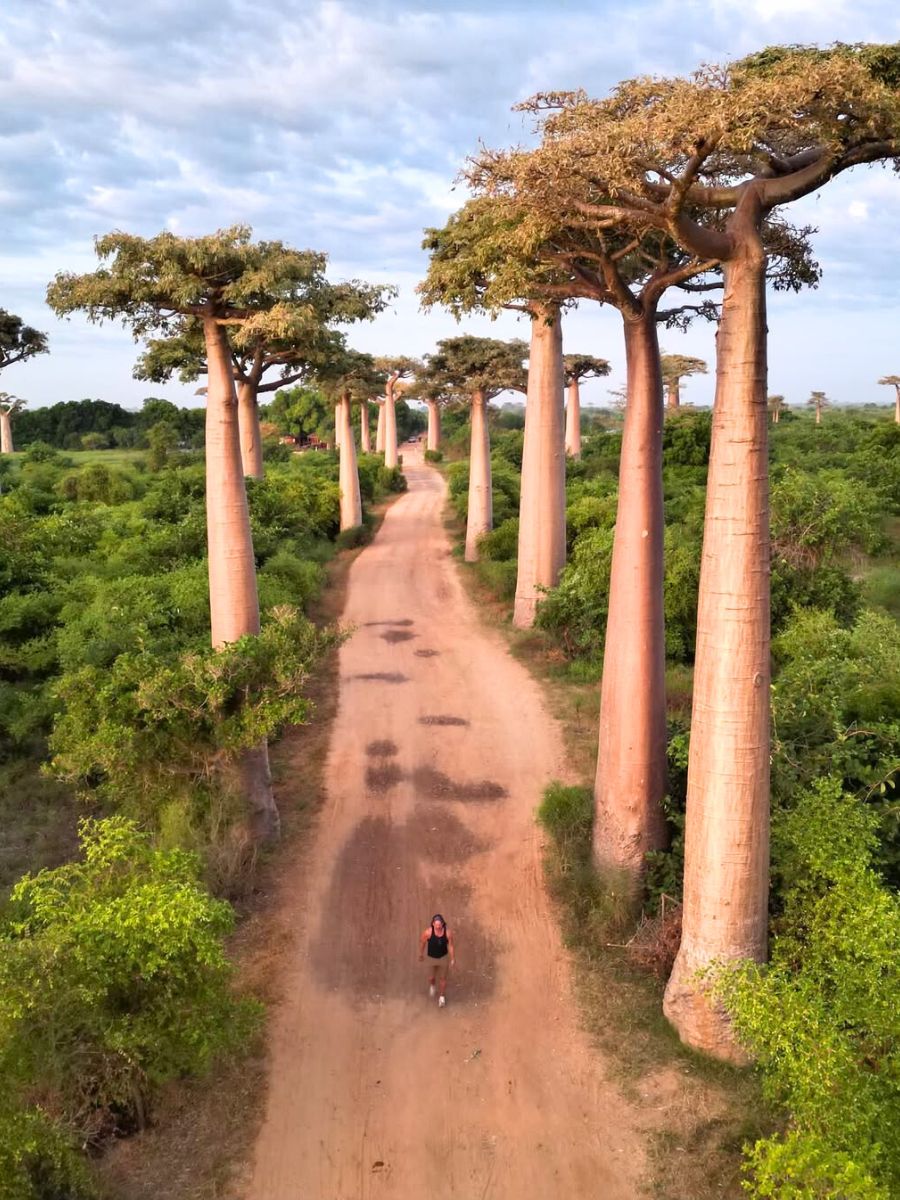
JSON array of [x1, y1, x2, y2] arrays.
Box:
[[1, 0, 899, 412]]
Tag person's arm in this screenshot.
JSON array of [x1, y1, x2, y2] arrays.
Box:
[[447, 929, 455, 966], [418, 929, 429, 961]]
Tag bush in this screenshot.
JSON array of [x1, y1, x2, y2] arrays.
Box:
[[0, 817, 259, 1149], [715, 781, 900, 1199], [378, 465, 407, 494], [0, 1105, 96, 1200], [478, 517, 518, 562], [424, 448, 443, 463]]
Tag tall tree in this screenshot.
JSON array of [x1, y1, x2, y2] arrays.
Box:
[[767, 393, 787, 425], [47, 226, 362, 843], [373, 357, 420, 468], [878, 374, 900, 424], [135, 269, 387, 479], [421, 201, 574, 630], [418, 336, 527, 560], [517, 45, 900, 1058], [563, 354, 610, 457], [807, 389, 832, 425], [660, 353, 708, 410], [375, 399, 386, 453], [314, 351, 385, 531]]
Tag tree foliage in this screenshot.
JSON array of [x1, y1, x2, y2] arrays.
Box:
[[0, 310, 48, 373]]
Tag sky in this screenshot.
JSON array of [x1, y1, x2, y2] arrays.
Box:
[[1, 0, 899, 413]]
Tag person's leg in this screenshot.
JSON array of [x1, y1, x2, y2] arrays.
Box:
[[427, 959, 436, 996], [436, 957, 448, 1005]]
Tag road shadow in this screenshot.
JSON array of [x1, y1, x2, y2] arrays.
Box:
[[310, 806, 496, 1006]]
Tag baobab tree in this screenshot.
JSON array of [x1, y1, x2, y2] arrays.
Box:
[[660, 353, 707, 411], [418, 335, 527, 560], [375, 400, 386, 453], [433, 191, 726, 886], [768, 394, 787, 425], [878, 374, 900, 423], [0, 393, 26, 454], [807, 389, 832, 425], [315, 351, 384, 531], [516, 44, 900, 1058], [0, 311, 48, 454], [563, 354, 610, 457], [135, 273, 386, 478], [47, 226, 373, 843], [374, 356, 420, 468]]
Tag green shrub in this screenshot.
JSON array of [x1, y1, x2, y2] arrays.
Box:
[[0, 1105, 96, 1200], [335, 524, 372, 550], [424, 448, 443, 463], [715, 781, 900, 1199], [0, 817, 259, 1149], [378, 465, 407, 494], [478, 517, 518, 562]]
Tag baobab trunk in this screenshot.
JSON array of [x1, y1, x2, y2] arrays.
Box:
[[375, 402, 386, 454], [593, 311, 668, 883], [384, 384, 398, 469], [202, 315, 279, 843], [815, 404, 821, 426], [663, 232, 770, 1063], [334, 403, 342, 448], [565, 380, 582, 458], [514, 307, 566, 627], [338, 395, 363, 531], [0, 411, 13, 454], [666, 381, 680, 410], [895, 386, 900, 426], [360, 398, 371, 453], [237, 381, 264, 480], [464, 390, 492, 563], [426, 400, 442, 453]]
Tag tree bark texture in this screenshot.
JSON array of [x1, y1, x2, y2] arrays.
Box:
[[384, 382, 399, 469], [360, 398, 371, 453], [895, 386, 900, 425], [202, 316, 279, 843], [376, 401, 386, 454], [666, 382, 680, 410], [426, 400, 442, 452], [592, 312, 668, 882], [0, 411, 13, 454], [464, 391, 492, 562], [663, 237, 770, 1063], [564, 380, 581, 458], [237, 381, 264, 480], [514, 308, 566, 628], [339, 395, 363, 530], [334, 403, 342, 448]]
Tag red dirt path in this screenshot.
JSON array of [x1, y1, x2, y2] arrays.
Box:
[[243, 448, 645, 1199]]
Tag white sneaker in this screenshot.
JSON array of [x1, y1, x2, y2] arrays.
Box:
[[438, 995, 446, 1008], [429, 984, 436, 999]]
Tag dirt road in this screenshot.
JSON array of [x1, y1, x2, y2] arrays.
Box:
[[244, 448, 645, 1199]]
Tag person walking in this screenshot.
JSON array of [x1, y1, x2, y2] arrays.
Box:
[[419, 913, 455, 1007]]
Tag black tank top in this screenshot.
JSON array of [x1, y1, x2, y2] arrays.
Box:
[[427, 927, 449, 958]]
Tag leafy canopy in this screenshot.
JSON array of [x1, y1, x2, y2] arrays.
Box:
[[564, 354, 610, 385], [419, 335, 528, 401], [47, 225, 395, 349], [0, 310, 48, 372]]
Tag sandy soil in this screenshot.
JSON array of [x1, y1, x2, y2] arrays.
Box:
[[243, 448, 646, 1200]]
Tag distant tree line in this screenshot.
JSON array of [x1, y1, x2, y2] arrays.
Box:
[[13, 397, 205, 450]]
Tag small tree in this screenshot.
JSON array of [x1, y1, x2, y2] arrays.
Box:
[[563, 354, 610, 457], [808, 390, 833, 425], [418, 336, 527, 560], [878, 374, 900, 424], [0, 393, 26, 454], [660, 353, 708, 411]]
